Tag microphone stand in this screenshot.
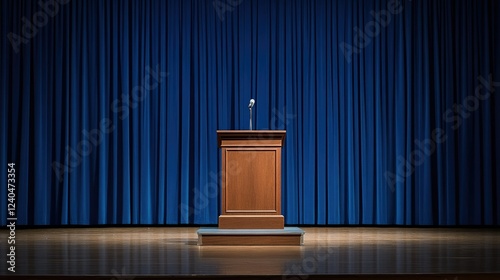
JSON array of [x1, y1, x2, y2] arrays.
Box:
[[249, 107, 253, 130]]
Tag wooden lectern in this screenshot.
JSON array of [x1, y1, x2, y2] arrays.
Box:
[[197, 130, 304, 246], [217, 130, 286, 229]]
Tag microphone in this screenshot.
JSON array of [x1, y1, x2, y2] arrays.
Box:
[[248, 98, 255, 109], [248, 99, 255, 130]]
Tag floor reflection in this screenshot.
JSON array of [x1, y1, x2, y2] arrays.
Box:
[[0, 227, 498, 276], [197, 246, 304, 275]]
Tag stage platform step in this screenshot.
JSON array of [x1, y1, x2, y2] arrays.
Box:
[[197, 227, 304, 246]]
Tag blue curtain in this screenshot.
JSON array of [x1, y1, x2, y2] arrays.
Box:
[[1, 0, 499, 226]]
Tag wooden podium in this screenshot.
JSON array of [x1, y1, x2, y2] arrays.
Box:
[[197, 130, 304, 246], [217, 130, 285, 229]]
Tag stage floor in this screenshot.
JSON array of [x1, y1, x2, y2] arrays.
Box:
[[1, 227, 499, 279]]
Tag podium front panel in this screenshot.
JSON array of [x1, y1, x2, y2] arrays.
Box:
[[223, 148, 281, 214]]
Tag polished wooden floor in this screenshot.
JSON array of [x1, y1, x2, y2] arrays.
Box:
[[1, 227, 499, 279]]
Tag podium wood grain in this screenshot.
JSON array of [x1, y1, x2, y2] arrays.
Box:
[[217, 130, 286, 230], [225, 149, 279, 213]]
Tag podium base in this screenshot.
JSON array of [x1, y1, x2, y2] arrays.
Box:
[[197, 227, 304, 246], [218, 215, 284, 229]]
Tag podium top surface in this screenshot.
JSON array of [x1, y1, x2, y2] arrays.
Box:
[[217, 130, 286, 147]]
